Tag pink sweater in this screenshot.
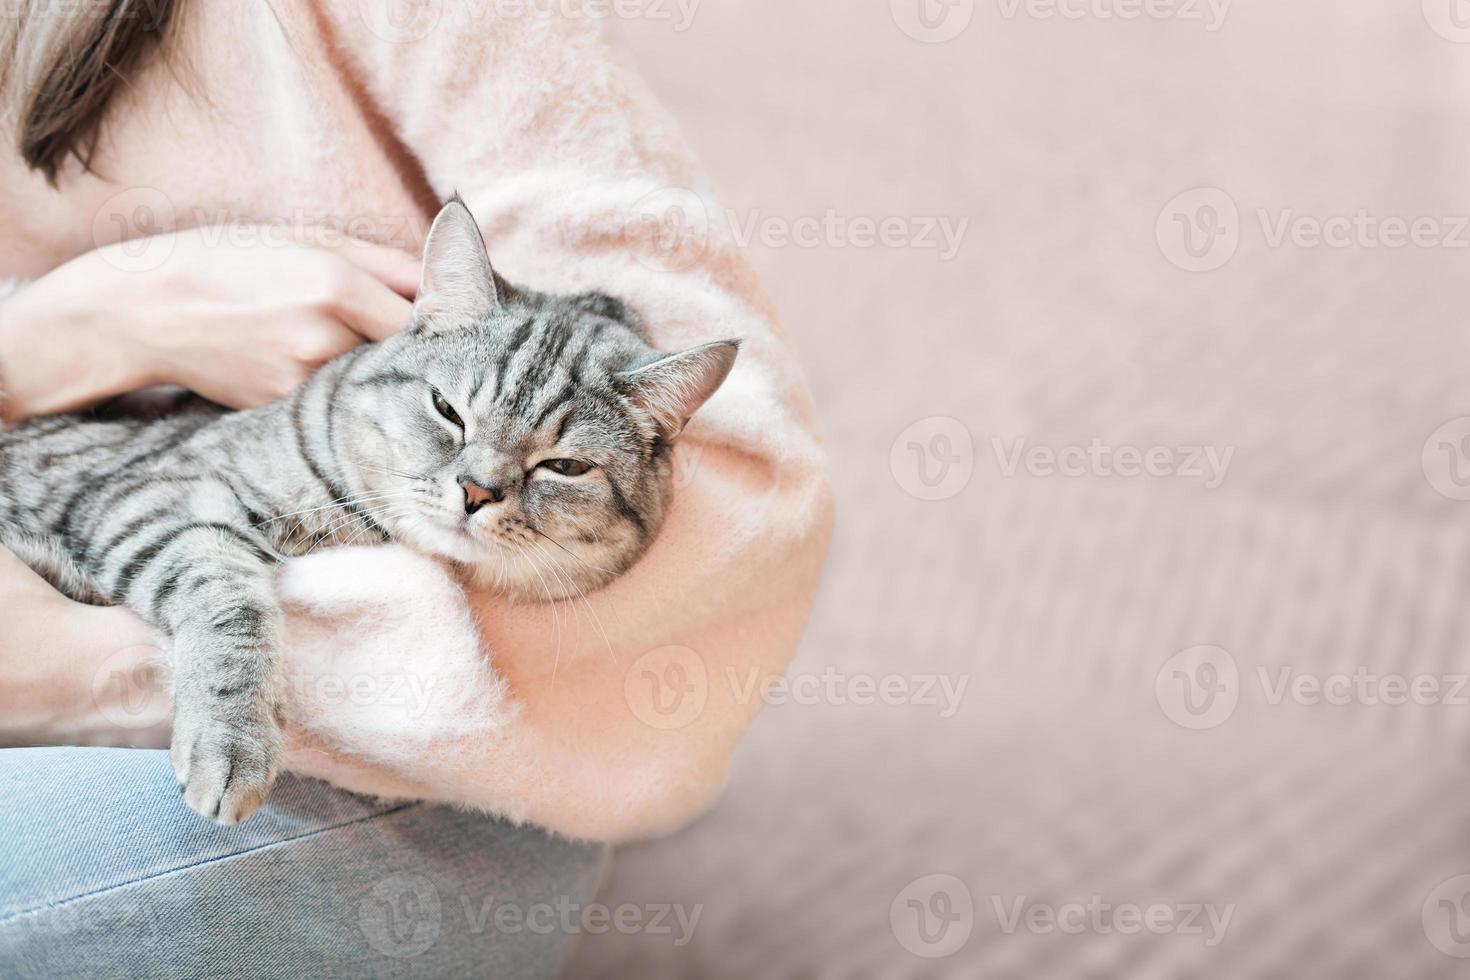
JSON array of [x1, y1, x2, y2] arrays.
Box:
[[0, 3, 833, 841]]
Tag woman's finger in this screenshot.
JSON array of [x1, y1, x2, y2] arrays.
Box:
[[326, 262, 416, 342], [326, 237, 420, 299]]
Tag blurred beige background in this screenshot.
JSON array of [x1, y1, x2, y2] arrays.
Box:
[[571, 2, 1470, 976]]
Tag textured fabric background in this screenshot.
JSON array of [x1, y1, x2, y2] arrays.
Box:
[[567, 2, 1470, 977]]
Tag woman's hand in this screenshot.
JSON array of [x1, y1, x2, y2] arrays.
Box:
[[0, 228, 418, 420]]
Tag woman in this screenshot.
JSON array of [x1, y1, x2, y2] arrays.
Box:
[[0, 1, 833, 976]]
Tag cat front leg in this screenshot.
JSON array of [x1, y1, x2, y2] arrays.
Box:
[[170, 602, 283, 824], [127, 526, 285, 824]]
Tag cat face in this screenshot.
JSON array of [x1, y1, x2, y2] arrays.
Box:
[[331, 198, 737, 599]]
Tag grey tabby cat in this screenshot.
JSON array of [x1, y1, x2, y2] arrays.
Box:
[[0, 198, 738, 824]]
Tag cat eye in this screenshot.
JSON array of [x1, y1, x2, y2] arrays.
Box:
[[539, 458, 593, 477], [430, 390, 464, 428]]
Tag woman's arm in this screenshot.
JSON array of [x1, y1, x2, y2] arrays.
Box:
[[0, 545, 170, 748], [0, 230, 418, 421], [267, 509, 829, 842], [0, 229, 418, 745], [0, 6, 833, 843]]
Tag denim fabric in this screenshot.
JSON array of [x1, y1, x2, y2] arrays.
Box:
[[0, 748, 606, 979]]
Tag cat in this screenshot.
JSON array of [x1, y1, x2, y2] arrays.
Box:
[[0, 198, 738, 824]]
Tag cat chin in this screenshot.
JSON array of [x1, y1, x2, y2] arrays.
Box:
[[383, 513, 618, 601], [389, 517, 483, 567], [387, 518, 559, 599]]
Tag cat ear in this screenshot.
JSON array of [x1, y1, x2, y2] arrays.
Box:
[[616, 340, 740, 439], [413, 196, 502, 332]]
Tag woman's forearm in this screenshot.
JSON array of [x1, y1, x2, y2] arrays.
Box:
[[0, 546, 170, 748], [0, 231, 415, 424], [0, 281, 152, 423]]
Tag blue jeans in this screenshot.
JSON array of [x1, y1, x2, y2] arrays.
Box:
[[0, 748, 606, 979]]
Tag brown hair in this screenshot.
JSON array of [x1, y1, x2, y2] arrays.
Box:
[[10, 0, 182, 184]]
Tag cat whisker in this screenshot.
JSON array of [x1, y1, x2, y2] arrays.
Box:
[[304, 500, 418, 552], [270, 491, 421, 551], [526, 527, 620, 621], [341, 507, 413, 549], [259, 488, 419, 528], [511, 539, 565, 686], [525, 535, 618, 669], [308, 509, 386, 545], [529, 527, 615, 577], [355, 462, 435, 483]]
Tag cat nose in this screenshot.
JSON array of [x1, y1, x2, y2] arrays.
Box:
[[460, 478, 505, 515]]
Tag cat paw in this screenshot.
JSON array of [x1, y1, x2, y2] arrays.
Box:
[[170, 708, 281, 825]]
